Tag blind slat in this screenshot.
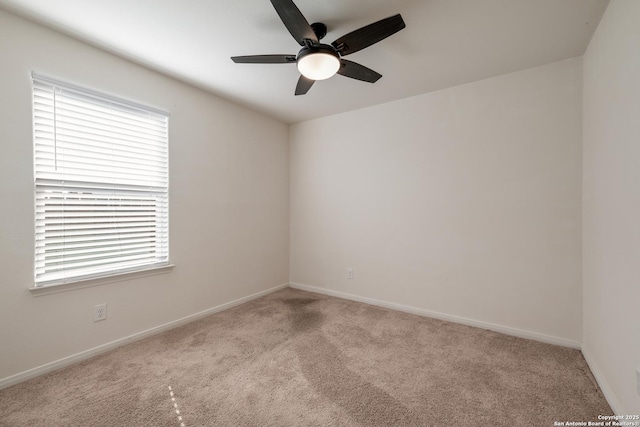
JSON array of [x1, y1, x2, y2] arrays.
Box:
[[37, 237, 162, 253], [36, 226, 166, 239], [36, 232, 161, 246]]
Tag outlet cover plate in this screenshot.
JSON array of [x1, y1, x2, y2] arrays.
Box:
[[94, 303, 107, 322]]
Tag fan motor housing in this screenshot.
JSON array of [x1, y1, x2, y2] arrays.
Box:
[[296, 44, 339, 62]]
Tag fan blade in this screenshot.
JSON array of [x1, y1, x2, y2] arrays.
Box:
[[270, 0, 318, 45], [231, 55, 296, 64], [332, 14, 405, 56], [295, 75, 315, 95], [337, 59, 382, 83]]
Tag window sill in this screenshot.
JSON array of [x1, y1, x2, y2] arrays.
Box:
[[29, 264, 175, 296]]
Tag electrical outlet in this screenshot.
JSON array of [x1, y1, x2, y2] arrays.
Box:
[[94, 304, 107, 322], [347, 268, 354, 280]]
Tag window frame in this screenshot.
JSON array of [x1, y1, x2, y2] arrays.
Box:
[[31, 72, 171, 289]]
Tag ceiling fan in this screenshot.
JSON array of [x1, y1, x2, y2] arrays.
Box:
[[231, 0, 406, 95]]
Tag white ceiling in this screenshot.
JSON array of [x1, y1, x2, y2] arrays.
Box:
[[0, 0, 609, 123]]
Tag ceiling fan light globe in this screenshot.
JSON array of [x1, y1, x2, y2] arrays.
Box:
[[297, 52, 340, 81]]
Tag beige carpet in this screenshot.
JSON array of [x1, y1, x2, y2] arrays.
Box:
[[0, 288, 611, 426]]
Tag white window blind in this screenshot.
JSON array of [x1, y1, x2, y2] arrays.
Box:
[[32, 73, 169, 287]]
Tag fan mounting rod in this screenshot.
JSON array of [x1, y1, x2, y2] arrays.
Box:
[[310, 22, 327, 40]]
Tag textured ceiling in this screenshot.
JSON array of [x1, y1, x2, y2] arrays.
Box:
[[0, 0, 609, 123]]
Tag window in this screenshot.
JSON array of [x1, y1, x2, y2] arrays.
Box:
[[32, 73, 169, 287]]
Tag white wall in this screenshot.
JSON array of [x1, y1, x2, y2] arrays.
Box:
[[290, 58, 583, 345], [0, 9, 289, 383], [582, 0, 640, 415]]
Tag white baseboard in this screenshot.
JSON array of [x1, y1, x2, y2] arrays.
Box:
[[0, 283, 289, 390], [581, 346, 626, 415], [289, 282, 582, 349]]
